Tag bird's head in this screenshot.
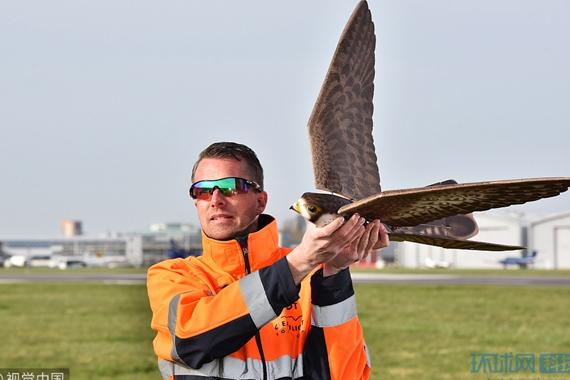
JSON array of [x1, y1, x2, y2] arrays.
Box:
[[290, 192, 352, 227]]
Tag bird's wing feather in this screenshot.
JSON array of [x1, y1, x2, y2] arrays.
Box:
[[389, 232, 524, 251], [338, 177, 570, 226], [308, 0, 381, 200]]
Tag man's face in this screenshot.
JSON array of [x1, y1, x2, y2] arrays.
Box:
[[193, 157, 267, 240]]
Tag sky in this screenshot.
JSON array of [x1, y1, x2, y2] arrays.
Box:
[[1, 0, 569, 236]]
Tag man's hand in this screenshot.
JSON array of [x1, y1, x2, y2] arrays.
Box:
[[323, 219, 390, 276], [286, 214, 367, 284]]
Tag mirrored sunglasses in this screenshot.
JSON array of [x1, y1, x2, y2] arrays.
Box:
[[189, 177, 262, 200]]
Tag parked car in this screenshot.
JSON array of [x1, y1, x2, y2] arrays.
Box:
[[28, 255, 53, 268]]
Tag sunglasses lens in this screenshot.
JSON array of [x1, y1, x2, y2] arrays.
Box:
[[216, 177, 239, 197], [234, 178, 249, 194], [190, 177, 247, 199], [192, 187, 213, 200]]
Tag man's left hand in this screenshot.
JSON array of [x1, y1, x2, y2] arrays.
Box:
[[323, 219, 390, 276]]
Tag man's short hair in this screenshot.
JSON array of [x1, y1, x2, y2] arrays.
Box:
[[191, 142, 264, 189]]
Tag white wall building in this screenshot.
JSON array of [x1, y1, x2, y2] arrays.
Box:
[[530, 212, 570, 269]]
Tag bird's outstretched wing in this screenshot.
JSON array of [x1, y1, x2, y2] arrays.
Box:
[[308, 0, 380, 200], [421, 179, 479, 239], [338, 177, 570, 227], [389, 233, 524, 251]]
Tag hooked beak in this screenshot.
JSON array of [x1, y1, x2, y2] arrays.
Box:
[[289, 200, 301, 214]]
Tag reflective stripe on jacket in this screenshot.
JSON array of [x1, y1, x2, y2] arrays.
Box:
[[147, 215, 370, 380]]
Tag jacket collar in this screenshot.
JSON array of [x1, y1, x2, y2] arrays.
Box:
[[200, 214, 282, 277]]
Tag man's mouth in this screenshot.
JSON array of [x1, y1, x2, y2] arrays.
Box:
[[210, 214, 233, 221]]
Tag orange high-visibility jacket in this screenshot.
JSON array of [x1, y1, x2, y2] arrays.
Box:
[[147, 215, 371, 380]]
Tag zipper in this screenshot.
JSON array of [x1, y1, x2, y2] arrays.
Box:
[[242, 247, 252, 274], [237, 237, 268, 380]]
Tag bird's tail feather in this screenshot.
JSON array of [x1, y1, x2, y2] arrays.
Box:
[[394, 214, 479, 240]]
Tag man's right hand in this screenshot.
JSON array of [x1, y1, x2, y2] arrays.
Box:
[[286, 214, 367, 284]]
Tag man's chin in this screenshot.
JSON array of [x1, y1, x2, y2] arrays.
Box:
[[203, 220, 248, 241], [203, 218, 259, 241], [204, 227, 237, 241]]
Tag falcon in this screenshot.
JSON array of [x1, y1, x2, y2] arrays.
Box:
[[290, 0, 570, 251]]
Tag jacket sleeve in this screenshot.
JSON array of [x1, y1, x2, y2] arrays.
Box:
[[303, 268, 371, 380], [147, 256, 299, 369]]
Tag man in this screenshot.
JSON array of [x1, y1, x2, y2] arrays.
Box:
[[147, 142, 389, 379]]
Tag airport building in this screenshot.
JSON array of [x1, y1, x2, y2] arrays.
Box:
[[0, 222, 202, 268], [395, 211, 570, 269]]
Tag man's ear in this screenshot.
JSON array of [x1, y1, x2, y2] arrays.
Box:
[[256, 191, 268, 215]]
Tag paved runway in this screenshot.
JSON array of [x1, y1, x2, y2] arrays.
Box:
[[1, 272, 570, 286], [0, 273, 146, 284], [351, 273, 570, 286]]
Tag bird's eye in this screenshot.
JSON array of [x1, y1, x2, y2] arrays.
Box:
[[307, 205, 318, 213]]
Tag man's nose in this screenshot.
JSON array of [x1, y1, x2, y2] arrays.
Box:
[[210, 188, 226, 207]]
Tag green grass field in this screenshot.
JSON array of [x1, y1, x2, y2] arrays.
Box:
[[0, 279, 569, 379], [356, 284, 570, 379]]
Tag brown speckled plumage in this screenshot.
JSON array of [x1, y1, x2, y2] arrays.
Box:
[[308, 1, 379, 201], [338, 178, 570, 228]]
